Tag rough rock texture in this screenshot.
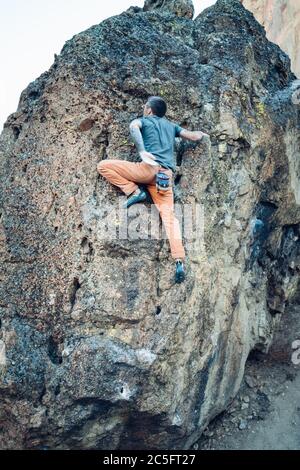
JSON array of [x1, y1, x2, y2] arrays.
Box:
[[0, 0, 300, 450], [143, 0, 194, 18], [241, 0, 300, 77]]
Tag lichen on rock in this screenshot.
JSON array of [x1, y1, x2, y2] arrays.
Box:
[[143, 0, 194, 19]]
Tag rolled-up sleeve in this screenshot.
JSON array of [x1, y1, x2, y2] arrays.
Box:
[[174, 122, 184, 137]]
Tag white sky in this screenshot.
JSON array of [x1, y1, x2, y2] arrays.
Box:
[[0, 0, 216, 131]]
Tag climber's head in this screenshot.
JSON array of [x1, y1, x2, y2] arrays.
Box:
[[143, 96, 167, 118]]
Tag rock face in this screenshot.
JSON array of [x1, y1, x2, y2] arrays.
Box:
[[241, 0, 300, 77], [143, 0, 194, 18], [0, 0, 300, 450]]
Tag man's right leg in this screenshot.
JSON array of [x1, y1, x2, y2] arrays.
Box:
[[147, 181, 186, 282], [97, 160, 157, 196], [146, 181, 186, 261]]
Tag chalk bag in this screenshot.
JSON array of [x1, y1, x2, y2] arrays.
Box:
[[156, 171, 170, 193]]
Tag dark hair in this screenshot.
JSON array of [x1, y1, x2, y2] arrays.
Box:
[[146, 96, 167, 117]]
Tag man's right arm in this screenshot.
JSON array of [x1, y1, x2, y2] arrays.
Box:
[[179, 129, 209, 141]]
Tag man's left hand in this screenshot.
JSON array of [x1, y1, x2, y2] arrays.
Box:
[[139, 151, 159, 166], [140, 150, 157, 161]]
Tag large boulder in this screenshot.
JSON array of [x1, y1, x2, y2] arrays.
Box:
[[0, 0, 299, 449]]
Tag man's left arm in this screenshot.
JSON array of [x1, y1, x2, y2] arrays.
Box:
[[129, 119, 157, 162], [129, 119, 145, 153]]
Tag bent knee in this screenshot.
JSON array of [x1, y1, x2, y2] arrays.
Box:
[[97, 160, 109, 174]]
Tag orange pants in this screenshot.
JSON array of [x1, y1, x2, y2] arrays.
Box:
[[97, 159, 185, 260]]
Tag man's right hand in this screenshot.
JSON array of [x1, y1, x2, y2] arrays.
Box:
[[194, 131, 209, 141]]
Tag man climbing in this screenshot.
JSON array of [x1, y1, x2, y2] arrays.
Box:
[[97, 96, 208, 283]]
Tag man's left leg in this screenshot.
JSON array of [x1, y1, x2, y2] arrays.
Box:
[[97, 159, 157, 196]]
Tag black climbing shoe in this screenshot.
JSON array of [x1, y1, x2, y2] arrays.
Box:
[[175, 260, 185, 283], [123, 187, 147, 209]]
